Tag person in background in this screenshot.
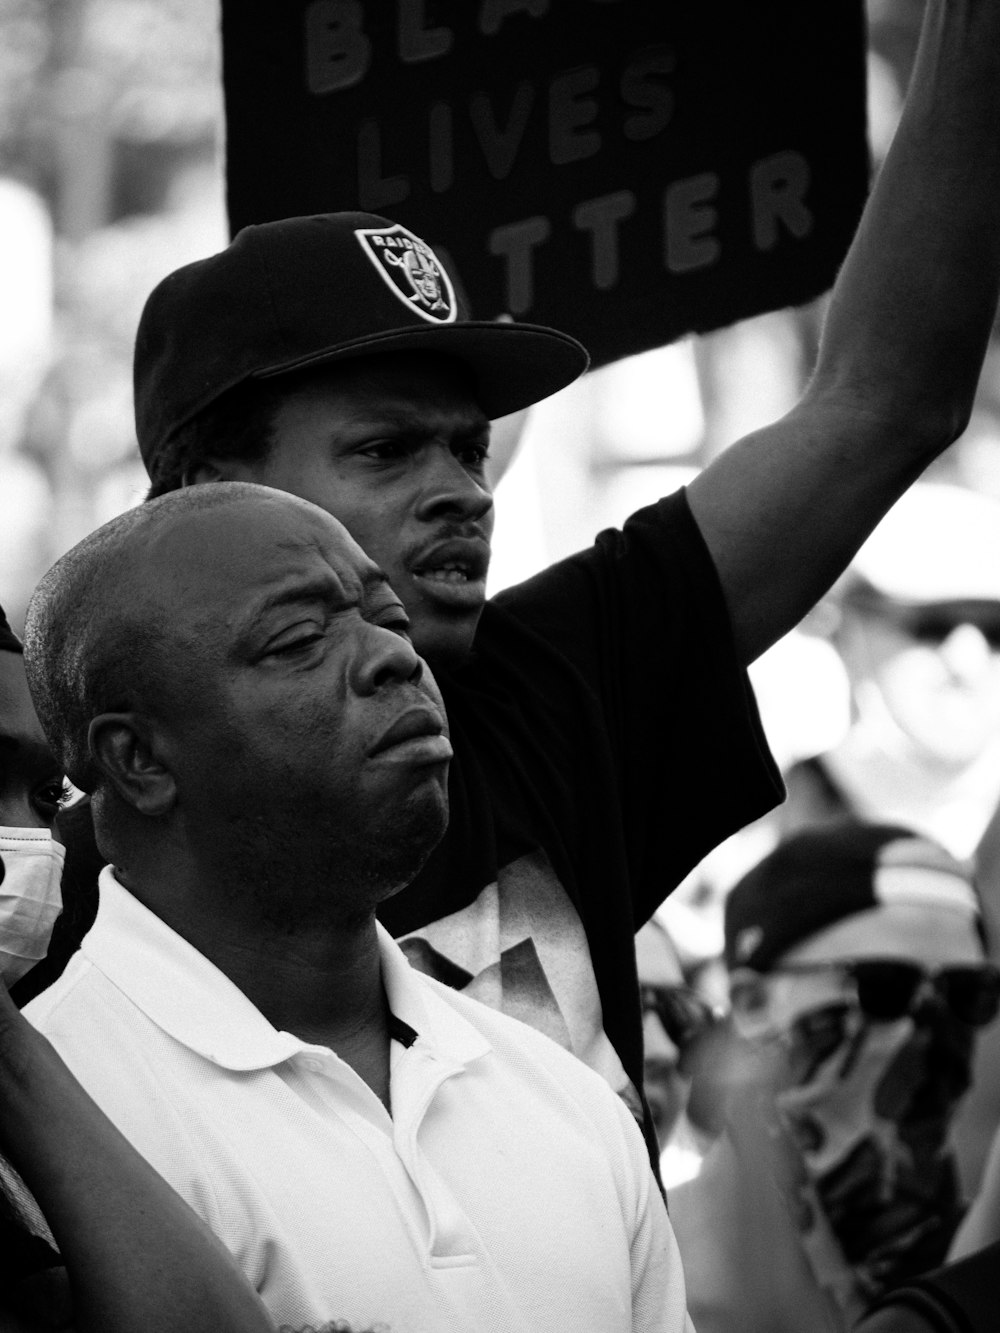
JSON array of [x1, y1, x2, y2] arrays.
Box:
[[635, 916, 718, 1187], [120, 0, 1000, 1171], [669, 820, 998, 1333], [0, 600, 274, 1333], [0, 599, 102, 1014], [780, 482, 1000, 1198], [779, 482, 1000, 860], [22, 483, 691, 1333], [0, 604, 65, 996], [665, 482, 1000, 1189], [664, 481, 1000, 969]]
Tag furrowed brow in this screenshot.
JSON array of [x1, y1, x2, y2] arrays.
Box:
[[234, 576, 360, 643]]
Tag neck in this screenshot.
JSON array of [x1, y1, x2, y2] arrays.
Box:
[[116, 860, 394, 1108]]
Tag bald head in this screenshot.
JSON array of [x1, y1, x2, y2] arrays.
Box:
[[24, 483, 355, 793]]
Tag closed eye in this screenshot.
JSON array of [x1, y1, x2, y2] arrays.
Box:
[[263, 628, 326, 658], [375, 611, 412, 640]]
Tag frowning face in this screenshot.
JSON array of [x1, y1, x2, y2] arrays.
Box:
[[143, 490, 452, 917]]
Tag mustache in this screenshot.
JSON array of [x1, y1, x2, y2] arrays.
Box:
[[405, 519, 491, 551]]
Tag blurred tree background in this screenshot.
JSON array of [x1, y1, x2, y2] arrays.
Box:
[[0, 0, 226, 626], [0, 0, 996, 635]]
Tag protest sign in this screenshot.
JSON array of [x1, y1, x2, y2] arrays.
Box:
[[223, 1, 869, 367]]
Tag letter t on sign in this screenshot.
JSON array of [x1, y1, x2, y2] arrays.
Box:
[[489, 216, 552, 314], [573, 191, 636, 290]]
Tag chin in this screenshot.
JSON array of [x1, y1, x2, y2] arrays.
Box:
[[371, 784, 449, 899]]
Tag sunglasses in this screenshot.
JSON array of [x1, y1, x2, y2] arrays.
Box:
[[770, 958, 1000, 1027], [850, 594, 1000, 650], [640, 984, 720, 1056]]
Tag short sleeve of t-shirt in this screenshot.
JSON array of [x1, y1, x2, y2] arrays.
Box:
[[491, 485, 783, 925]]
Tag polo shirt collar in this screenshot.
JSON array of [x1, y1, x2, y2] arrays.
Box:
[[377, 917, 491, 1067], [84, 867, 490, 1073]]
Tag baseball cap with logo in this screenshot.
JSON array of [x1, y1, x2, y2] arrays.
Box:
[[133, 212, 589, 472], [723, 820, 985, 974]]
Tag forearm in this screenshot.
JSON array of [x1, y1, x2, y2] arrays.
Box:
[[812, 0, 1000, 448], [0, 1008, 273, 1333], [687, 0, 1000, 664]]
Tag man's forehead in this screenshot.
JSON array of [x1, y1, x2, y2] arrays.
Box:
[[152, 494, 373, 582], [133, 496, 392, 650]]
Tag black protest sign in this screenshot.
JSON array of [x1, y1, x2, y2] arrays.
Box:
[[223, 1, 869, 369]]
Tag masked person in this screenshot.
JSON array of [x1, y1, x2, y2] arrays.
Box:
[[0, 604, 65, 993], [122, 0, 1000, 1171], [635, 916, 719, 1187], [0, 600, 275, 1333], [668, 820, 998, 1333], [778, 482, 1000, 860]]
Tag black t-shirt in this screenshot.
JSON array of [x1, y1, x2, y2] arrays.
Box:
[[857, 1239, 1000, 1333], [379, 488, 782, 1161]]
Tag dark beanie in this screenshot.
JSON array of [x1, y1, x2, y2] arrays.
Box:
[[724, 820, 982, 973], [0, 603, 22, 654]]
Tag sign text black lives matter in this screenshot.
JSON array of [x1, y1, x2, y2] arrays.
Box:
[[223, 0, 869, 369]]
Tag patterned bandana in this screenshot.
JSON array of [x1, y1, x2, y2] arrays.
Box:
[[771, 998, 971, 1319]]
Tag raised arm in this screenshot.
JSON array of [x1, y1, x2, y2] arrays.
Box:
[[686, 0, 1000, 665], [0, 991, 274, 1333]]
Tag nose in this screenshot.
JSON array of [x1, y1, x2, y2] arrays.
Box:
[[937, 623, 994, 683], [351, 623, 425, 695], [643, 1010, 681, 1067], [909, 976, 953, 1026], [413, 446, 493, 526]]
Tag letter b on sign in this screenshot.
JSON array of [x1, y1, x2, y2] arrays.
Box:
[[306, 0, 371, 94]]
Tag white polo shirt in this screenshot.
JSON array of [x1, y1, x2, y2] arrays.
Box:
[[26, 869, 692, 1333]]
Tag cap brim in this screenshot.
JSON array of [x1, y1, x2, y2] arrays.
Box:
[[254, 320, 589, 419]]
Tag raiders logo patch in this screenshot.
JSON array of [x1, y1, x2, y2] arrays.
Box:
[[354, 223, 457, 324]]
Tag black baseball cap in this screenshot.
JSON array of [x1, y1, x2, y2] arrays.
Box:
[[724, 821, 984, 973], [134, 212, 590, 472]]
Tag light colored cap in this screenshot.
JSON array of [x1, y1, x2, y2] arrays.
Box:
[[848, 482, 1000, 604]]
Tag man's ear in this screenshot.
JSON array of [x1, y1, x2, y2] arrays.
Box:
[[184, 460, 223, 486], [728, 967, 774, 1040], [87, 713, 177, 816], [185, 458, 262, 487]]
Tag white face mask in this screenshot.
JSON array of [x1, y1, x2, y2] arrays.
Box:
[[0, 827, 66, 986]]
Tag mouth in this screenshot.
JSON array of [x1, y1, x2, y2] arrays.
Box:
[[410, 536, 490, 609], [368, 705, 452, 764]]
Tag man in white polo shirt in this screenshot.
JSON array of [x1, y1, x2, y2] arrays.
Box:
[[20, 481, 689, 1333]]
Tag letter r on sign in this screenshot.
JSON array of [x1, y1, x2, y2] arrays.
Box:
[[750, 151, 813, 251]]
